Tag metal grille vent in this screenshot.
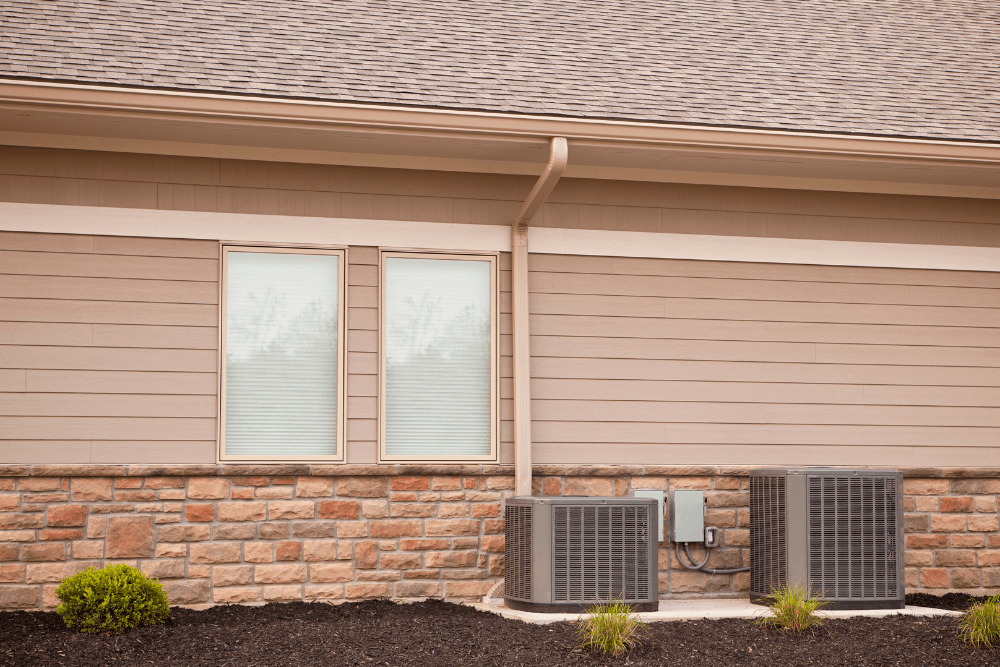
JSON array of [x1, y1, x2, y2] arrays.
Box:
[[504, 503, 531, 600], [808, 476, 898, 599], [750, 475, 787, 595], [552, 504, 650, 603]]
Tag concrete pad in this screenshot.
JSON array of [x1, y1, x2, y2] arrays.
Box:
[[471, 597, 962, 625]]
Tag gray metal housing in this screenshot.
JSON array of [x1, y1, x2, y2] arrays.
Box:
[[749, 468, 905, 610], [504, 496, 659, 613]]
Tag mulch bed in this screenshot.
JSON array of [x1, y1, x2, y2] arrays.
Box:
[[1, 595, 996, 667]]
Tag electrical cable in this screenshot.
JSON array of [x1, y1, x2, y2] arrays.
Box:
[[675, 541, 751, 575]]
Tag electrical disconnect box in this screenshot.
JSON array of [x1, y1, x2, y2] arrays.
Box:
[[668, 489, 705, 543]]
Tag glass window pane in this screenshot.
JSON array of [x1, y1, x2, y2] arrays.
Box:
[[225, 251, 339, 457], [384, 257, 492, 457]]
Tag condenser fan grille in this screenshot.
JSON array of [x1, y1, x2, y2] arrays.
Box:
[[808, 476, 899, 600], [750, 475, 787, 596], [504, 503, 532, 600], [552, 505, 650, 603]]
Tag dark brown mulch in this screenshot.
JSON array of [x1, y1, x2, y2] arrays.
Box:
[[1, 598, 996, 667], [906, 592, 993, 612]]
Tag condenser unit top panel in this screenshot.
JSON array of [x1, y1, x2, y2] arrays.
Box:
[[750, 468, 902, 478], [506, 497, 657, 507]]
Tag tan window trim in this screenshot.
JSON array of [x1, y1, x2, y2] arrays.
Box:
[[218, 244, 348, 463], [378, 249, 500, 464]]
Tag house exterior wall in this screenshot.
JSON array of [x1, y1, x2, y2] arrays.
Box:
[[0, 145, 998, 608]]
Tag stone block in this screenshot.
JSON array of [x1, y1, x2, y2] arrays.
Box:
[[22, 544, 65, 562], [336, 477, 387, 498], [258, 523, 289, 539], [951, 568, 981, 588], [304, 585, 345, 600], [355, 541, 377, 569], [144, 477, 185, 489], [296, 478, 334, 498], [934, 550, 975, 567], [19, 479, 61, 492], [403, 570, 440, 580], [0, 564, 25, 583], [187, 478, 230, 499], [489, 555, 504, 577], [213, 565, 253, 587], [984, 569, 1000, 588], [465, 492, 501, 502], [184, 504, 215, 522], [190, 542, 242, 564], [255, 564, 307, 584], [106, 516, 154, 558], [669, 477, 712, 490], [0, 531, 35, 543], [920, 568, 949, 588], [379, 553, 421, 570], [930, 515, 966, 532], [337, 521, 368, 538], [396, 582, 442, 597], [399, 539, 450, 551], [47, 505, 87, 527], [905, 550, 933, 566], [483, 519, 504, 534], [268, 501, 314, 520], [904, 479, 949, 495], [255, 486, 293, 500], [218, 502, 265, 522], [140, 560, 185, 580], [276, 541, 302, 561], [486, 477, 514, 490], [444, 581, 493, 598], [425, 520, 479, 537], [0, 544, 17, 561], [454, 538, 478, 549], [392, 504, 438, 518], [669, 571, 729, 593], [425, 551, 477, 568], [431, 477, 462, 491], [345, 583, 392, 599], [157, 524, 211, 542], [155, 544, 186, 558], [969, 515, 1000, 532], [563, 478, 613, 496], [244, 542, 274, 563], [231, 488, 254, 500], [951, 479, 1000, 494], [0, 586, 40, 609], [908, 534, 948, 549], [951, 534, 985, 548], [0, 514, 44, 530], [904, 514, 929, 533], [263, 585, 302, 602], [214, 587, 261, 603], [391, 477, 431, 491], [0, 494, 20, 511], [704, 509, 736, 528], [159, 490, 187, 501], [72, 540, 103, 559], [310, 562, 353, 583], [705, 491, 749, 508], [214, 524, 256, 541], [439, 504, 468, 518], [291, 523, 337, 538], [471, 503, 501, 518], [913, 496, 938, 512], [317, 500, 360, 519], [940, 497, 974, 513], [370, 520, 422, 538], [362, 501, 388, 518], [116, 490, 157, 502], [71, 478, 113, 501], [481, 536, 504, 553], [979, 551, 1000, 567], [975, 496, 997, 513], [38, 529, 82, 541], [189, 565, 210, 579], [26, 562, 93, 583], [303, 540, 338, 562], [163, 580, 210, 605]]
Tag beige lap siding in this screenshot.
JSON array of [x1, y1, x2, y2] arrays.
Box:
[[524, 253, 1000, 467], [0, 231, 219, 463]]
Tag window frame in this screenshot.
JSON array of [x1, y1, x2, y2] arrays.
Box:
[[378, 249, 500, 464], [218, 244, 348, 463]]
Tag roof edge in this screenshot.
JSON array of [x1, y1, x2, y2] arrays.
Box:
[[3, 78, 1000, 166]]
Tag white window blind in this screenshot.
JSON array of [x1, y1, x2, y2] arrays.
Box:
[[224, 250, 341, 458], [384, 256, 493, 458]]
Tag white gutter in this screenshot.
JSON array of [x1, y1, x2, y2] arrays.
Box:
[[512, 137, 568, 497]]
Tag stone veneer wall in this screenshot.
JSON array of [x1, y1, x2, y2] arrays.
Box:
[[0, 464, 997, 609]]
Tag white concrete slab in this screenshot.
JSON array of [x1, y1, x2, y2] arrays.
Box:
[[471, 598, 962, 625]]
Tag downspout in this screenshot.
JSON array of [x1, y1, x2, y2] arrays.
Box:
[[512, 137, 568, 497]]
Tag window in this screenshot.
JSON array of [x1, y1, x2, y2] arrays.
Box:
[[380, 252, 498, 462], [220, 246, 346, 461]]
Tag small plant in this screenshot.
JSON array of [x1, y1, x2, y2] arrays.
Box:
[[959, 594, 1000, 649], [576, 597, 647, 656], [55, 564, 170, 635], [755, 585, 829, 632]]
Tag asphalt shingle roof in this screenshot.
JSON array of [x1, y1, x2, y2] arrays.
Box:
[[2, 0, 999, 142]]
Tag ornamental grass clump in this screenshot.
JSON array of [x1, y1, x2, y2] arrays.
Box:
[[55, 564, 170, 635], [959, 594, 1000, 649], [576, 597, 647, 656], [755, 585, 829, 632]]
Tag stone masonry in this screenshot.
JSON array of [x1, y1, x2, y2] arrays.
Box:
[[0, 464, 997, 610]]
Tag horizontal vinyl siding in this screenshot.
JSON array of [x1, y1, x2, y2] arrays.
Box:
[[1, 145, 998, 248], [526, 253, 1000, 467], [0, 230, 219, 463]]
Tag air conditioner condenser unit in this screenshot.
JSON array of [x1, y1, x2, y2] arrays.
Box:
[[504, 496, 659, 612], [750, 468, 904, 610]]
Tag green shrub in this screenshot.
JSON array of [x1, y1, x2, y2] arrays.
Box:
[[959, 594, 1000, 649], [576, 597, 647, 656], [55, 564, 170, 635], [755, 585, 829, 632]]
